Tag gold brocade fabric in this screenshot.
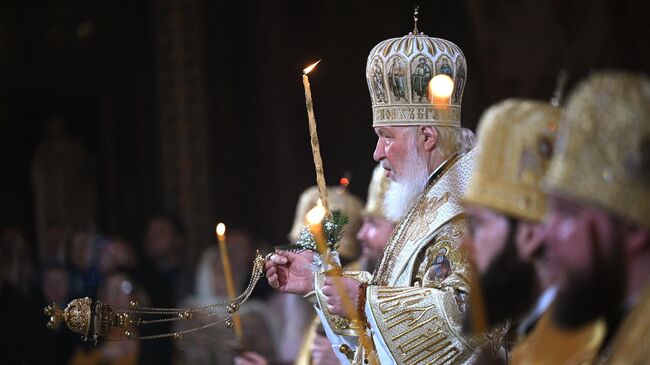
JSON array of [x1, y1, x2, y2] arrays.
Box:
[[463, 99, 560, 222], [543, 71, 650, 229], [601, 282, 650, 364], [510, 309, 605, 365], [366, 150, 482, 364], [373, 151, 472, 286], [366, 33, 467, 127], [315, 269, 373, 336], [363, 164, 391, 218], [309, 258, 369, 364]]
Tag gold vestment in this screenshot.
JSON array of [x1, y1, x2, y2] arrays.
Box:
[[363, 150, 480, 364], [510, 308, 605, 365], [602, 282, 650, 364]]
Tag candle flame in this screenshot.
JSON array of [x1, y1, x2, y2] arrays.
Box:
[[303, 60, 322, 75], [306, 205, 326, 225], [429, 74, 454, 100], [216, 223, 226, 237]]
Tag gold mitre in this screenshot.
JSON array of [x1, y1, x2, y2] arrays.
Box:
[[464, 99, 560, 222], [362, 164, 391, 219], [544, 71, 650, 228], [288, 185, 364, 260], [366, 26, 467, 127]]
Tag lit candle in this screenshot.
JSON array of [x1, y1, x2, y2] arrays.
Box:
[[216, 222, 243, 342], [305, 205, 329, 256], [302, 62, 376, 364], [302, 60, 331, 218], [306, 206, 355, 317]]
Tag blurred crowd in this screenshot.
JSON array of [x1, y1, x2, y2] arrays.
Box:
[[0, 172, 387, 365], [0, 214, 283, 365]]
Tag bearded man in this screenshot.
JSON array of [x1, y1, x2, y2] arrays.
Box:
[[462, 99, 605, 364], [542, 71, 650, 364], [266, 24, 483, 364]]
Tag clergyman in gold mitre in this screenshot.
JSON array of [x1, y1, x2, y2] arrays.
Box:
[[310, 11, 484, 364], [363, 164, 391, 218], [358, 164, 395, 270], [295, 166, 394, 365], [288, 185, 364, 264], [462, 99, 606, 364], [270, 184, 364, 363], [542, 71, 650, 364]]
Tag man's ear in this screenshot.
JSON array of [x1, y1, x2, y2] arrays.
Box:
[[516, 221, 546, 261], [419, 125, 438, 152]]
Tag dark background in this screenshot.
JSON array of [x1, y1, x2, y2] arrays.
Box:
[[1, 0, 649, 253]]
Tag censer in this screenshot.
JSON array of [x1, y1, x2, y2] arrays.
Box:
[[42, 208, 349, 343], [43, 252, 265, 342], [44, 60, 353, 345]]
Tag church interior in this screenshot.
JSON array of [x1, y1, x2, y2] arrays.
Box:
[[1, 0, 648, 364]]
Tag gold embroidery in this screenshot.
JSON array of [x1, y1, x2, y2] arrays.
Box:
[[384, 303, 437, 330], [398, 326, 443, 354], [378, 289, 426, 313], [392, 313, 439, 341], [365, 151, 480, 364], [407, 340, 455, 364], [405, 339, 452, 363], [426, 346, 461, 364], [373, 287, 460, 364], [413, 217, 468, 289], [404, 191, 450, 244], [373, 155, 460, 286]]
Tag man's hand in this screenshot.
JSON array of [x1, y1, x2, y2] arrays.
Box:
[[311, 334, 340, 365], [322, 276, 361, 317], [234, 351, 268, 365], [265, 250, 315, 295]]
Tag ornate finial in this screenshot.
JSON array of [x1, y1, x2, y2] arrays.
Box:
[[413, 5, 420, 34], [550, 70, 568, 107], [45, 252, 268, 342], [44, 303, 64, 329]]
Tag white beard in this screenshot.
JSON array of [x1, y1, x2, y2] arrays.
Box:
[[383, 139, 430, 222]]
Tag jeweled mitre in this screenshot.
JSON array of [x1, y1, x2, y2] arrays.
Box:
[[362, 164, 391, 219], [464, 99, 560, 222], [366, 31, 467, 127], [544, 71, 650, 229]]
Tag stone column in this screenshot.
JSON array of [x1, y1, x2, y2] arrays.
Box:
[[152, 0, 214, 256]]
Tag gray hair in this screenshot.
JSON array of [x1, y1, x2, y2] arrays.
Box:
[[410, 126, 475, 158], [434, 126, 475, 157]]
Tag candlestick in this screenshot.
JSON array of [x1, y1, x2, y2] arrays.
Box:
[[216, 223, 243, 342], [306, 207, 356, 320], [302, 60, 331, 218], [301, 62, 376, 364]]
